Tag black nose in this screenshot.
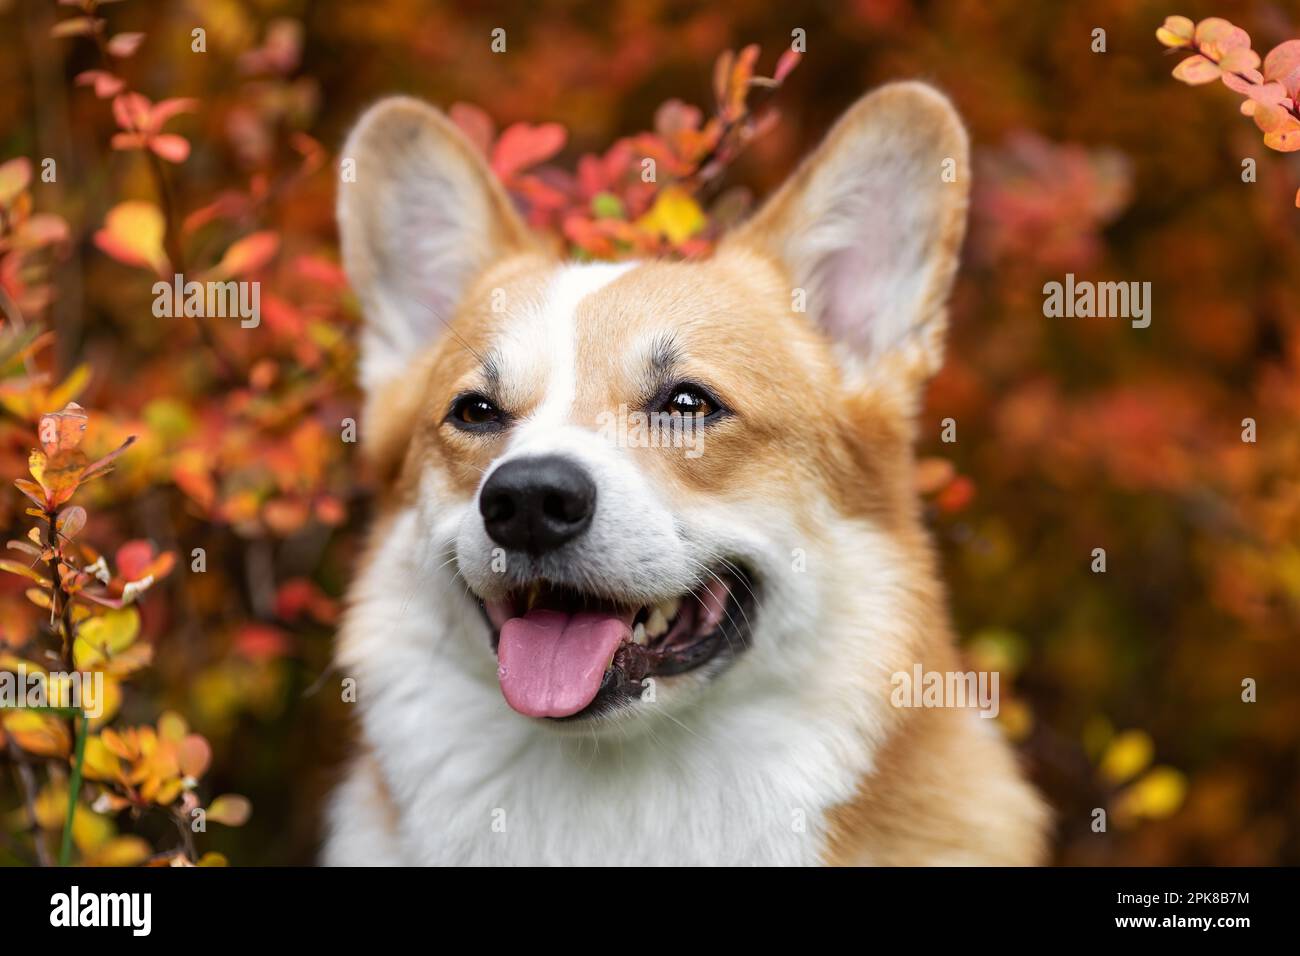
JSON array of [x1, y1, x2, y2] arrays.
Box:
[[479, 455, 596, 555]]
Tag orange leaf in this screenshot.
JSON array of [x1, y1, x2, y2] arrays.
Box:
[[1172, 54, 1221, 85], [0, 157, 32, 206], [179, 734, 212, 779], [1, 711, 70, 757], [1194, 18, 1250, 59], [1264, 126, 1300, 152], [210, 231, 280, 278], [13, 479, 46, 509], [30, 447, 86, 508], [206, 794, 252, 827], [51, 17, 102, 39], [39, 402, 88, 455], [1218, 48, 1260, 74]]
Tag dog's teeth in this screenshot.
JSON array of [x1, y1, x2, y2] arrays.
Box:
[[632, 622, 648, 646], [645, 608, 669, 639], [525, 584, 540, 612], [660, 597, 681, 620]]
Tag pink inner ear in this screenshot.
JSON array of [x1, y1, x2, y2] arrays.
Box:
[[803, 173, 940, 364], [823, 240, 888, 355]]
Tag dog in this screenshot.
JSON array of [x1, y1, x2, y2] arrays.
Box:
[[323, 81, 1049, 865]]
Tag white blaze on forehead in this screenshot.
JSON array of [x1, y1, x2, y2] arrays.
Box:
[[510, 261, 636, 435]]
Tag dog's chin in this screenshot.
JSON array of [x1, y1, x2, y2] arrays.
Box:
[[460, 562, 758, 725]]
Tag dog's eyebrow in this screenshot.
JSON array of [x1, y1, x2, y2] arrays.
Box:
[[480, 349, 502, 393], [646, 333, 682, 382], [634, 332, 683, 408]]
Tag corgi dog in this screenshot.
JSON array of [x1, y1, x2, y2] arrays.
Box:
[[324, 82, 1049, 866]]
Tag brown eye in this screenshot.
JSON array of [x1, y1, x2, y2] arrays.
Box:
[[449, 393, 505, 430], [662, 385, 719, 419]]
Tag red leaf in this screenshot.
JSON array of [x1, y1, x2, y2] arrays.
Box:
[[773, 48, 801, 84], [75, 70, 125, 98], [1264, 39, 1300, 100], [150, 97, 199, 128], [115, 540, 157, 581], [149, 134, 191, 163], [234, 624, 292, 661], [106, 32, 145, 58], [490, 122, 566, 180], [112, 92, 152, 132]]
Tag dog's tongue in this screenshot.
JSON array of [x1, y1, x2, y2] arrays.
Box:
[[497, 609, 630, 718]]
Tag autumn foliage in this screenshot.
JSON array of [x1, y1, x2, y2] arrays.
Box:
[[1158, 14, 1300, 205]]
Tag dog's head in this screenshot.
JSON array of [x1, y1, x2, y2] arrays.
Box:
[[338, 83, 968, 729]]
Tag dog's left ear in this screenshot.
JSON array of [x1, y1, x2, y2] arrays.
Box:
[[725, 81, 969, 385]]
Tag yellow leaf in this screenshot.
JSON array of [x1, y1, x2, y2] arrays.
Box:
[[33, 783, 69, 829], [1155, 16, 1194, 48], [157, 710, 188, 743], [153, 777, 183, 806], [74, 607, 141, 671], [72, 803, 114, 854], [87, 835, 151, 867], [1082, 714, 1113, 761], [1116, 766, 1188, 821], [636, 187, 706, 245], [89, 677, 122, 728], [1100, 729, 1154, 784], [94, 200, 169, 274], [0, 559, 50, 586], [1, 710, 70, 757], [82, 735, 123, 782]]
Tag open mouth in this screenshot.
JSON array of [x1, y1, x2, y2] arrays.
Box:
[[478, 566, 756, 720]]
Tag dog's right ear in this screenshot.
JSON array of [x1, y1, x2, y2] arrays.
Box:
[[338, 97, 532, 394]]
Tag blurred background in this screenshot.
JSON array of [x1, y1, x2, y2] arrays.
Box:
[[0, 0, 1297, 866]]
